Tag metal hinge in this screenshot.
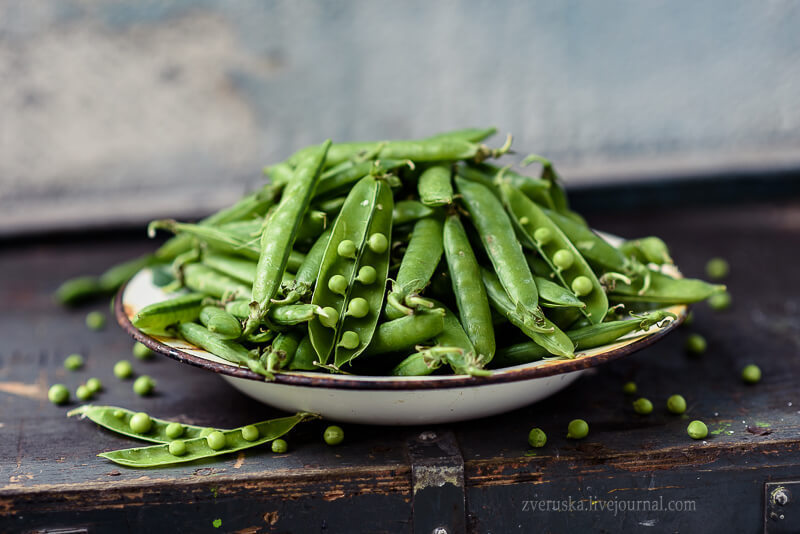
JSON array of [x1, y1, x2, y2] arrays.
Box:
[[765, 481, 799, 533], [407, 430, 466, 534]]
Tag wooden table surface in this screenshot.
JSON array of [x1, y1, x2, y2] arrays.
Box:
[[2, 194, 799, 533]]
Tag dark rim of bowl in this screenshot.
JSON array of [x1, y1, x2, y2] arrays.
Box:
[[116, 281, 685, 391]]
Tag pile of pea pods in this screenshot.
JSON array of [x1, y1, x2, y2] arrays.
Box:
[[58, 127, 725, 378]]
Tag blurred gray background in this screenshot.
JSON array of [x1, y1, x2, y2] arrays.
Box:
[[2, 1, 799, 235]]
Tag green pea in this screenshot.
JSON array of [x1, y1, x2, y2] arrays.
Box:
[[708, 291, 731, 311], [133, 342, 154, 360], [86, 311, 106, 331], [165, 422, 184, 439], [533, 227, 552, 245], [368, 233, 388, 253], [527, 428, 547, 448], [622, 381, 637, 395], [571, 276, 593, 297], [271, 438, 288, 453], [685, 334, 707, 355], [356, 266, 377, 285], [323, 425, 344, 446], [75, 385, 92, 401], [667, 394, 687, 414], [168, 440, 187, 456], [64, 353, 84, 371], [552, 249, 574, 270], [130, 412, 153, 434], [133, 375, 155, 396], [742, 364, 761, 384], [113, 409, 126, 419], [705, 257, 729, 280], [319, 306, 340, 328], [328, 274, 348, 295], [114, 360, 134, 379], [687, 420, 708, 439], [346, 298, 369, 318], [241, 425, 259, 442], [200, 428, 214, 438], [48, 384, 70, 405], [337, 331, 360, 349], [337, 240, 357, 259], [207, 431, 227, 450], [85, 377, 102, 394], [633, 397, 653, 415], [566, 419, 589, 439]]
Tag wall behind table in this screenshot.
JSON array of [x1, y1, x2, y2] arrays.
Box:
[[2, 1, 799, 235]]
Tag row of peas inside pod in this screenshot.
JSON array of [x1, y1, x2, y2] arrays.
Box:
[[122, 127, 725, 378]]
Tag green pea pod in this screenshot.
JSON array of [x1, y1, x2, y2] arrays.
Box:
[[386, 216, 444, 318], [454, 176, 551, 333], [619, 237, 674, 266], [459, 162, 550, 202], [277, 227, 332, 305], [268, 304, 324, 326], [133, 293, 205, 331], [68, 405, 213, 444], [201, 252, 295, 287], [54, 276, 105, 306], [295, 210, 329, 243], [310, 175, 394, 367], [520, 154, 576, 220], [314, 195, 346, 217], [98, 413, 317, 467], [248, 140, 331, 333], [609, 270, 725, 304], [390, 348, 446, 376], [315, 159, 410, 199], [535, 276, 586, 309], [542, 208, 627, 273], [432, 304, 491, 376], [148, 220, 261, 261], [177, 322, 272, 379], [427, 126, 497, 143], [289, 335, 318, 371], [199, 306, 243, 340], [182, 263, 252, 300], [443, 215, 496, 360], [418, 165, 454, 206], [262, 330, 303, 373], [481, 268, 574, 358], [265, 161, 295, 184], [221, 222, 308, 269], [493, 310, 677, 367], [499, 182, 608, 324], [363, 308, 446, 357], [393, 200, 435, 225]]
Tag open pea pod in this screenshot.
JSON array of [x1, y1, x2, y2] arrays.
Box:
[[609, 269, 725, 304], [499, 182, 608, 324], [535, 276, 586, 309], [68, 405, 213, 444], [98, 413, 317, 468], [309, 175, 394, 367]]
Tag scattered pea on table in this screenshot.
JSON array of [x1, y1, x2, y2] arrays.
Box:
[[666, 394, 687, 414], [64, 353, 84, 371], [741, 364, 761, 384], [114, 360, 134, 379], [708, 291, 732, 311], [685, 334, 707, 355], [133, 375, 156, 396], [48, 384, 70, 405], [86, 377, 103, 394], [633, 398, 653, 415], [86, 310, 106, 331], [527, 428, 547, 448], [323, 425, 344, 446], [133, 342, 154, 360], [76, 385, 93, 401], [271, 438, 289, 453], [687, 420, 708, 440], [566, 419, 589, 440], [705, 257, 729, 280], [622, 381, 637, 395]]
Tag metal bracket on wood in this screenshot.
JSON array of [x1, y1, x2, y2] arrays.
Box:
[[765, 481, 800, 533], [407, 430, 466, 534]]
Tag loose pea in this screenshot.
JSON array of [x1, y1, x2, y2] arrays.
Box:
[[528, 428, 547, 448], [708, 291, 731, 311], [567, 419, 589, 439], [328, 275, 348, 295], [114, 360, 134, 379], [687, 420, 708, 439], [685, 334, 707, 355], [86, 311, 106, 331], [346, 298, 369, 318], [571, 276, 593, 296], [622, 381, 637, 395], [319, 307, 339, 328], [633, 397, 653, 415], [337, 331, 360, 349], [552, 249, 574, 270], [356, 266, 377, 285], [76, 384, 92, 401], [271, 438, 288, 453], [133, 342, 154, 360], [324, 425, 344, 446], [48, 384, 70, 405], [207, 431, 227, 450], [165, 422, 184, 439], [64, 353, 84, 371], [533, 227, 552, 245], [241, 425, 259, 442], [86, 377, 102, 394], [705, 257, 729, 280], [742, 364, 761, 384], [130, 412, 153, 434], [667, 394, 687, 414], [200, 427, 214, 438], [368, 233, 388, 253], [133, 375, 155, 396], [168, 440, 187, 456], [337, 240, 357, 259]]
